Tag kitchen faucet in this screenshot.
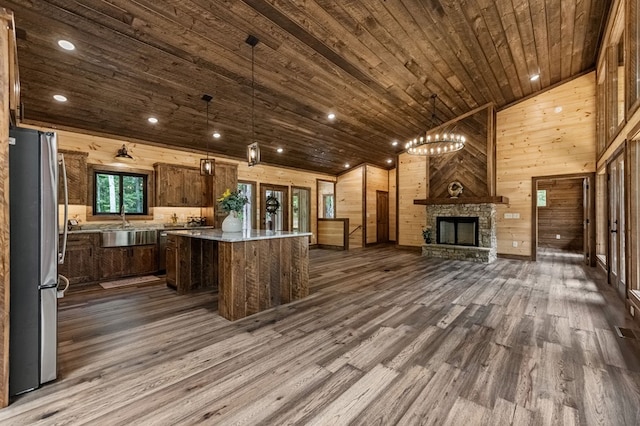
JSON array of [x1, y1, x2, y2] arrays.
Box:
[[120, 205, 130, 228]]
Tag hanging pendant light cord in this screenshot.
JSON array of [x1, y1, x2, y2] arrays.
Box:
[[206, 101, 210, 160], [251, 44, 255, 144]]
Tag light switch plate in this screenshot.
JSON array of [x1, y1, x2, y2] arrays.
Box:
[[512, 241, 518, 247]]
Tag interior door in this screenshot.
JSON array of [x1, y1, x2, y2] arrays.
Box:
[[260, 184, 289, 231], [292, 187, 310, 233], [608, 151, 626, 300], [376, 191, 389, 243]]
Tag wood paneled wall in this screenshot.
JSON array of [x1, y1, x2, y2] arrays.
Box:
[[0, 8, 14, 409], [31, 127, 333, 245], [336, 166, 364, 248], [397, 153, 427, 246], [537, 179, 584, 250], [365, 165, 389, 244], [496, 73, 597, 257], [317, 219, 348, 249], [389, 168, 397, 242]]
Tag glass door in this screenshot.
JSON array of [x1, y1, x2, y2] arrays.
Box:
[[238, 181, 255, 231], [260, 184, 289, 231], [292, 187, 310, 233], [608, 150, 626, 300]]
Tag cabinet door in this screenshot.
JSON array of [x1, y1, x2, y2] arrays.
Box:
[[132, 245, 158, 275], [156, 164, 186, 207], [59, 150, 88, 205], [58, 234, 98, 284], [165, 236, 177, 287], [183, 168, 206, 206], [100, 247, 131, 279]]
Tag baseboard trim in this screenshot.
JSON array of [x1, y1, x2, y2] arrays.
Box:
[[497, 253, 532, 261]]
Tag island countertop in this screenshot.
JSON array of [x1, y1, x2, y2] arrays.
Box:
[[164, 229, 312, 242]]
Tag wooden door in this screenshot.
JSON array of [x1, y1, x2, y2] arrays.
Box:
[[608, 151, 626, 300], [376, 191, 389, 243], [583, 176, 596, 266], [260, 184, 289, 231]]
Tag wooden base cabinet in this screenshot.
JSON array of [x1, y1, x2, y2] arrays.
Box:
[[100, 245, 158, 279], [58, 233, 99, 284]]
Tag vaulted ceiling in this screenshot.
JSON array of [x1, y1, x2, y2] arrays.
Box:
[[4, 0, 611, 175]]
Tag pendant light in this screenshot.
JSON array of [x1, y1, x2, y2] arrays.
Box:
[[200, 94, 215, 176], [405, 94, 466, 156], [246, 34, 260, 167]]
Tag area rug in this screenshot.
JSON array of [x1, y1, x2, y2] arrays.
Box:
[[99, 275, 161, 289]]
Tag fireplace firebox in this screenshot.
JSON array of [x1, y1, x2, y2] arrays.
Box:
[[437, 216, 479, 247]]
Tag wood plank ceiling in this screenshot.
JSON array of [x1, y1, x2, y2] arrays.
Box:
[[4, 0, 611, 175]]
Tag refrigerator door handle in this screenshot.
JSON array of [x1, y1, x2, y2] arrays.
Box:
[[57, 274, 69, 299], [58, 153, 68, 264]]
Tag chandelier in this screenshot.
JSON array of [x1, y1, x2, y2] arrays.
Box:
[[405, 94, 466, 155]]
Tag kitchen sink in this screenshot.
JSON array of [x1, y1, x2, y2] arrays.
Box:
[[101, 229, 158, 247]]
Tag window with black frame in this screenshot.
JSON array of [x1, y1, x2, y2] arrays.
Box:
[[94, 170, 147, 215]]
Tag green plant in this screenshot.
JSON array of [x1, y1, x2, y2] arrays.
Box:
[[422, 226, 432, 243], [217, 188, 249, 213]]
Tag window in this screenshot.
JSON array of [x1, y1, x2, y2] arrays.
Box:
[[537, 190, 547, 207], [94, 171, 147, 215]]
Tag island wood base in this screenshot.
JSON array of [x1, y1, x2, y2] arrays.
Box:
[[167, 233, 309, 321]]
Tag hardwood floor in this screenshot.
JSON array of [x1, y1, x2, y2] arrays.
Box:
[[2, 246, 640, 425]]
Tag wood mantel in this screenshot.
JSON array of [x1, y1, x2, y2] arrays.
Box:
[[413, 196, 509, 205]]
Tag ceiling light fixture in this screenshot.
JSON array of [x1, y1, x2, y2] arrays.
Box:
[[530, 74, 540, 81], [386, 159, 393, 164], [276, 147, 284, 153], [392, 141, 398, 146], [57, 40, 75, 51], [200, 94, 215, 176], [405, 94, 465, 156], [344, 163, 350, 168], [213, 131, 221, 139], [328, 112, 336, 120], [147, 117, 158, 124], [246, 35, 261, 167], [53, 94, 67, 102], [115, 144, 134, 161]]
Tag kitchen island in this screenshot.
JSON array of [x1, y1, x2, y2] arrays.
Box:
[[165, 229, 311, 321]]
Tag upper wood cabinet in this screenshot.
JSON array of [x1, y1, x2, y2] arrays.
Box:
[[154, 163, 208, 207], [59, 150, 88, 205]]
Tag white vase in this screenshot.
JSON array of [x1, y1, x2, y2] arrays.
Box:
[[221, 211, 242, 233]]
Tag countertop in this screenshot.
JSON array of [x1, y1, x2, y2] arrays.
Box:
[[62, 225, 215, 235], [165, 229, 312, 242]]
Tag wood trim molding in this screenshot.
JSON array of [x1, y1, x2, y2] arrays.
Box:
[[497, 253, 532, 261], [413, 196, 509, 205], [0, 7, 15, 408]]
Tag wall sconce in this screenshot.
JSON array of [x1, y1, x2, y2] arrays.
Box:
[[247, 142, 260, 167], [115, 144, 134, 161]]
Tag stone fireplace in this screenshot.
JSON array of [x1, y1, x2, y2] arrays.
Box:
[[423, 202, 498, 263]]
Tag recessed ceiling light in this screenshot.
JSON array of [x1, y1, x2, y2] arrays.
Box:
[[147, 117, 158, 124], [554, 106, 563, 113], [530, 74, 540, 81], [57, 40, 75, 51], [391, 141, 398, 146], [344, 163, 350, 168], [213, 131, 221, 139], [53, 94, 67, 102], [327, 112, 336, 120], [386, 159, 393, 164], [276, 147, 284, 153]]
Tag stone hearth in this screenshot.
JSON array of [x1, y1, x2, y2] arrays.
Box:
[[422, 203, 497, 263]]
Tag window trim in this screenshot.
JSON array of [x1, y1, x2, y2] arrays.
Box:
[[87, 164, 154, 221]]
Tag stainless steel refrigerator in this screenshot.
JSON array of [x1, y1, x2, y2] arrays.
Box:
[[9, 127, 69, 396]]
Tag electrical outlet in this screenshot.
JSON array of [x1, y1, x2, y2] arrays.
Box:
[[556, 234, 561, 239], [504, 213, 513, 219], [512, 241, 518, 247]]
